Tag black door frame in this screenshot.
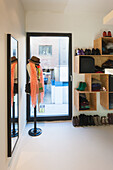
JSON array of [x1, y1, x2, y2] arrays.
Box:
[[26, 32, 72, 122]]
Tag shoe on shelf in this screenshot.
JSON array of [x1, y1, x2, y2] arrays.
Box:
[[108, 31, 112, 37], [84, 49, 88, 55], [91, 48, 96, 55], [80, 49, 85, 55], [79, 82, 87, 91], [103, 31, 107, 37], [77, 48, 81, 55], [95, 48, 101, 55], [87, 49, 92, 55]]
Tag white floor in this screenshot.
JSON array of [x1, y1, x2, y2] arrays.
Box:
[[13, 122, 113, 170]]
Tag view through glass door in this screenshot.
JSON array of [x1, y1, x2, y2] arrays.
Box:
[[27, 33, 72, 121]]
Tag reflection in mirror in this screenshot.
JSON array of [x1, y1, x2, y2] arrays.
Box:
[[7, 34, 19, 157]]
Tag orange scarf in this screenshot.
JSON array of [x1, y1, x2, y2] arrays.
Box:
[[29, 62, 44, 108], [11, 62, 17, 107]]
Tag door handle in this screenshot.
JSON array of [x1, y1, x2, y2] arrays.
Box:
[[70, 75, 73, 81]]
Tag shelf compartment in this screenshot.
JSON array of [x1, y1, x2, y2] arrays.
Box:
[[100, 92, 109, 110], [84, 74, 109, 92], [74, 89, 97, 111], [74, 55, 113, 74], [94, 37, 113, 55], [91, 74, 109, 92]]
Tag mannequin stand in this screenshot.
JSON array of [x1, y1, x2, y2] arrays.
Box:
[[28, 105, 42, 137], [11, 101, 18, 138]]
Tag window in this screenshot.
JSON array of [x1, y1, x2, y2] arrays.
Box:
[[39, 45, 52, 56]]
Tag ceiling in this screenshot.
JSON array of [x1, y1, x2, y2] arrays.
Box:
[[21, 0, 113, 15]]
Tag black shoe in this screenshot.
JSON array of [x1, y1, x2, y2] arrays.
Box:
[[91, 48, 96, 55], [72, 116, 79, 127], [84, 49, 89, 55], [87, 49, 92, 55], [95, 48, 100, 55], [79, 114, 85, 126]]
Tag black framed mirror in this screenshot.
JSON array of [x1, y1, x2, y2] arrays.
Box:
[[7, 34, 19, 157]]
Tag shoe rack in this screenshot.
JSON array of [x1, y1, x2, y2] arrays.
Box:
[[74, 37, 113, 112]]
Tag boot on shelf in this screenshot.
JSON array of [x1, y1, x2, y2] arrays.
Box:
[[79, 82, 87, 91]]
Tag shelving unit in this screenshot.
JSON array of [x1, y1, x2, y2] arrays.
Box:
[[74, 37, 113, 112]]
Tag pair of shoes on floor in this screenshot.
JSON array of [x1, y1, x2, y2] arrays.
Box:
[[79, 114, 95, 126], [93, 115, 101, 125], [101, 116, 108, 125], [103, 31, 112, 37], [76, 48, 85, 55], [76, 82, 87, 91], [107, 113, 113, 124]]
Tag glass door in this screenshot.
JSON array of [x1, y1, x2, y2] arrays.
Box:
[[26, 33, 72, 121]]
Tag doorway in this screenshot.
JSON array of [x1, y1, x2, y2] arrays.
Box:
[[26, 33, 72, 121]]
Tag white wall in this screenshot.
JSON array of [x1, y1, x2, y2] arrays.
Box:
[[26, 11, 113, 116], [0, 0, 26, 170]]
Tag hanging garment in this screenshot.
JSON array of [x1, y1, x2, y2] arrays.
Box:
[[11, 62, 17, 106], [29, 62, 44, 108]]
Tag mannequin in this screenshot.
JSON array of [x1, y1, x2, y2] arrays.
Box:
[[26, 56, 44, 136]]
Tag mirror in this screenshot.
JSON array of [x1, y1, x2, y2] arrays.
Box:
[[7, 34, 19, 157]]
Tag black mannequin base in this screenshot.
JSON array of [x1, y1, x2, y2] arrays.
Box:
[[11, 129, 18, 138], [28, 128, 42, 137]]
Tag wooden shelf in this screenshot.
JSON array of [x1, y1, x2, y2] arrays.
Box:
[[78, 108, 97, 112], [75, 89, 107, 93]]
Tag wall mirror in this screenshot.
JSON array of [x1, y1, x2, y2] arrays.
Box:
[[7, 34, 19, 157]]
